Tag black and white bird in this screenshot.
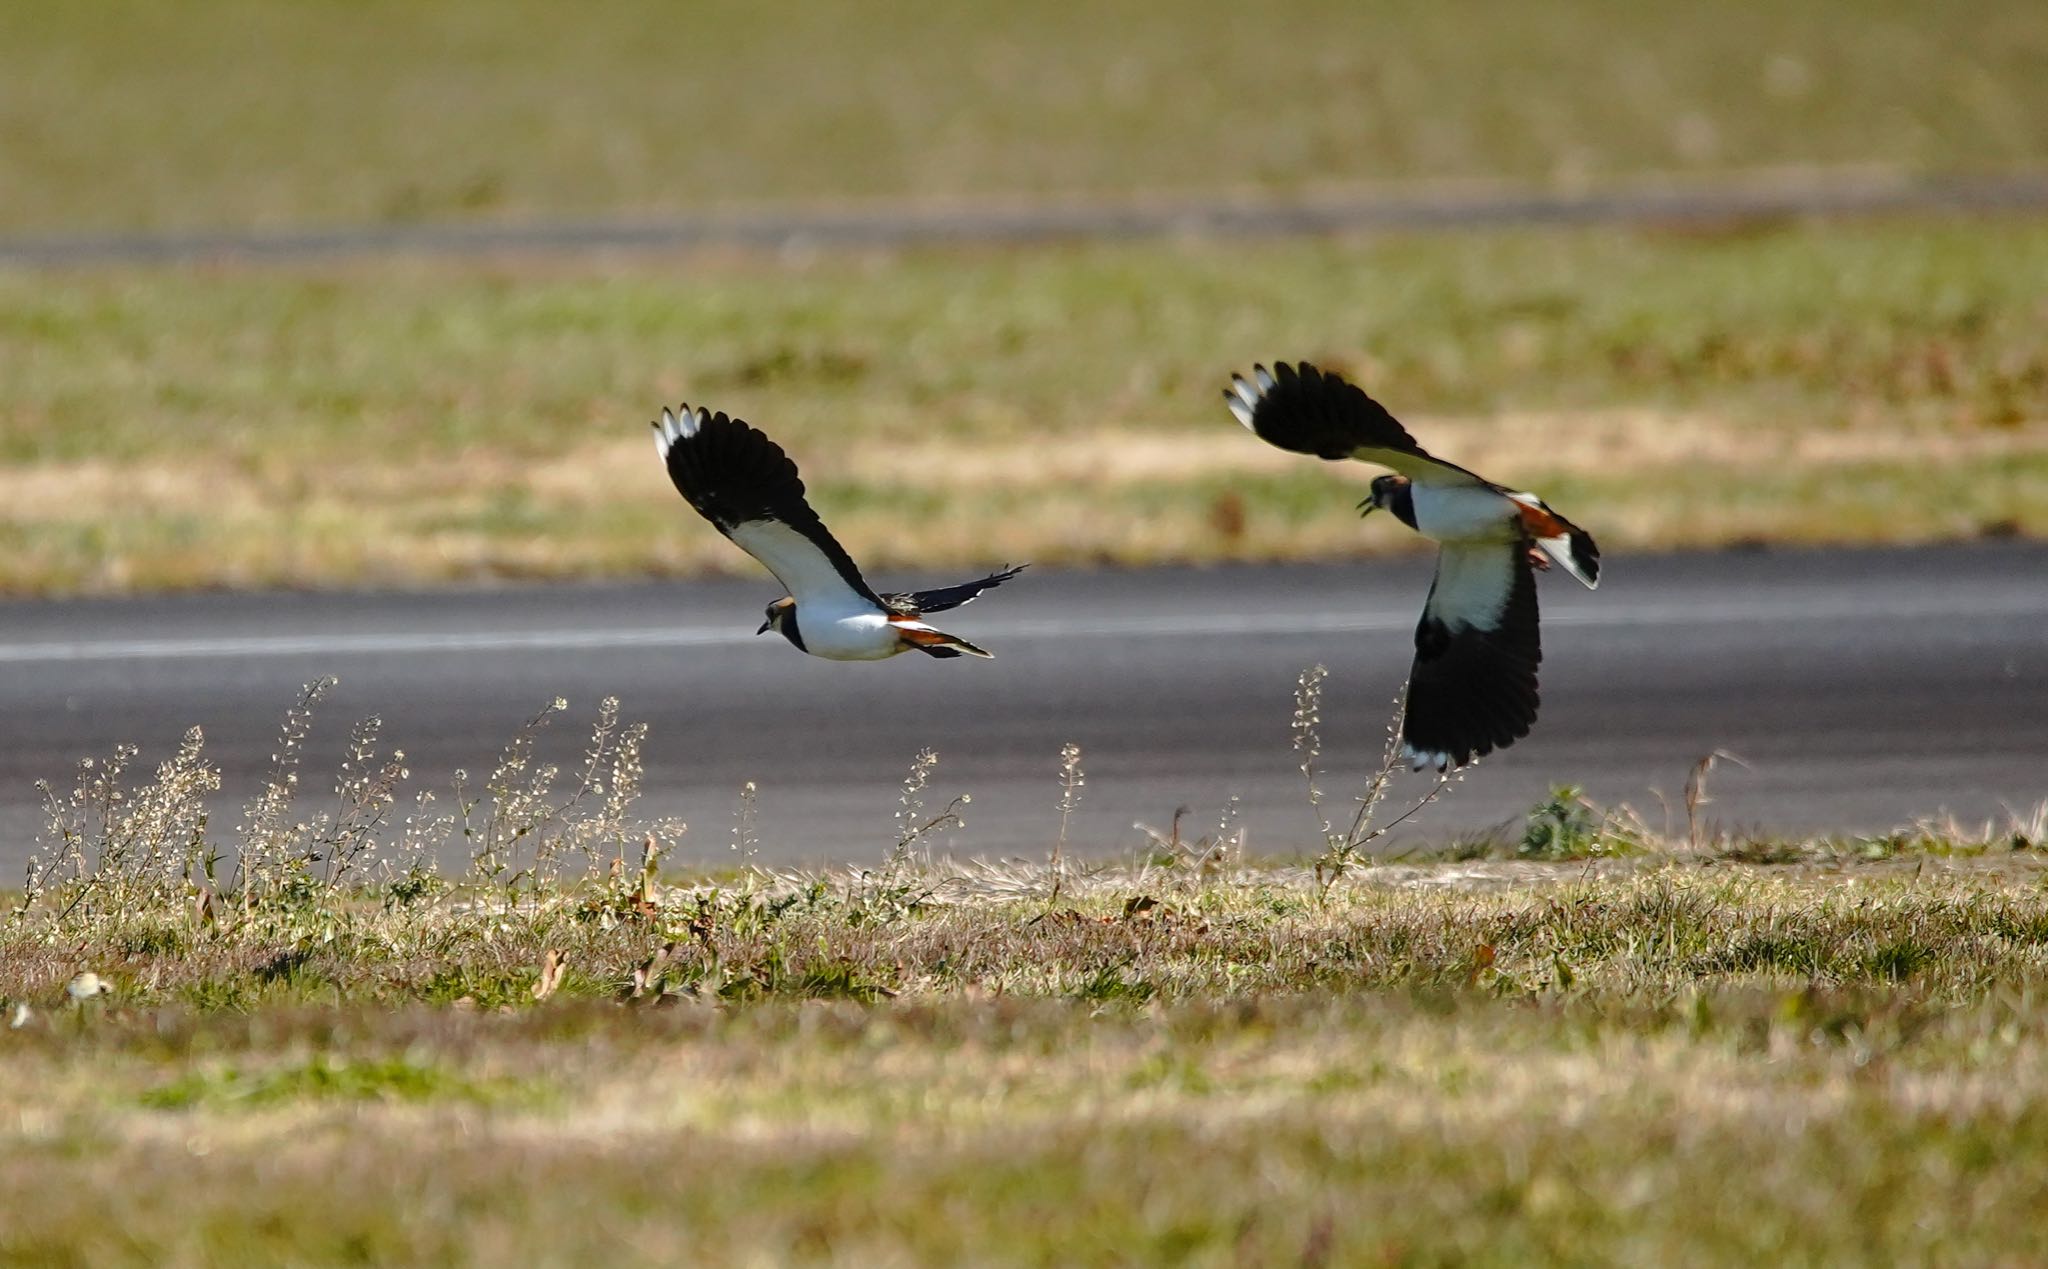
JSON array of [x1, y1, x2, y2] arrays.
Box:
[[1225, 361, 1600, 771], [653, 404, 1023, 660]]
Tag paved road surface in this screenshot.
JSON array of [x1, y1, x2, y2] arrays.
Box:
[[6, 173, 2048, 267], [1, 543, 2043, 876]]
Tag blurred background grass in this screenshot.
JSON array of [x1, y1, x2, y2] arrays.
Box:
[[7, 0, 2048, 231], [1, 0, 2046, 594]]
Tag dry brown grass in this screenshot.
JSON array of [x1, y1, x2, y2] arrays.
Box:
[[3, 684, 2045, 1264], [12, 407, 2042, 518], [5, 852, 2048, 1266], [3, 411, 2041, 590], [4, 219, 2048, 593]]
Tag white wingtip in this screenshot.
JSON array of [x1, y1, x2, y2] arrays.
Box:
[[651, 404, 707, 459], [1224, 371, 1269, 430], [1224, 386, 1255, 429], [1402, 745, 1456, 774]]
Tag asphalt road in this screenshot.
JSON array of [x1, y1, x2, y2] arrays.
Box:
[[7, 173, 2048, 267], [1, 543, 2043, 876]]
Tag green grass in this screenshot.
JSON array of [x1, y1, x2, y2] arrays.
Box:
[[3, 0, 2047, 235], [3, 0, 2046, 597], [5, 0, 2047, 595], [136, 1053, 538, 1112], [6, 851, 2048, 1266], [8, 688, 2045, 1263], [3, 218, 2046, 594]]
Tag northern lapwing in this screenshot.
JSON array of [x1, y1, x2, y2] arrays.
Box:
[[654, 404, 1024, 660], [1225, 361, 1600, 770]]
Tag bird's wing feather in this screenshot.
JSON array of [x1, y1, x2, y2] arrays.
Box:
[[653, 406, 881, 607], [880, 564, 1028, 615], [1225, 360, 1487, 486], [727, 521, 877, 609], [1402, 540, 1542, 768]]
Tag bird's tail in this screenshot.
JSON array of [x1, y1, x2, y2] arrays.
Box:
[[1529, 523, 1600, 590], [1509, 494, 1601, 590], [1549, 527, 1601, 590], [893, 623, 994, 660]]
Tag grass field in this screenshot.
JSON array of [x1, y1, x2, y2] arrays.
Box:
[[4, 217, 2047, 594], [6, 847, 2048, 1264], [4, 1, 2047, 235], [5, 6, 2044, 1261], [2, 696, 2043, 1264], [4, 1, 2047, 595]]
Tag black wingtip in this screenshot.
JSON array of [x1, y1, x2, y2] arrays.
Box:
[[1402, 550, 1543, 769], [1571, 529, 1601, 588], [1223, 358, 1412, 462]]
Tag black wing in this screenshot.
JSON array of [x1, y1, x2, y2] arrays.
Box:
[[653, 405, 882, 606], [1402, 540, 1542, 770], [881, 564, 1028, 616], [1224, 360, 1486, 486]]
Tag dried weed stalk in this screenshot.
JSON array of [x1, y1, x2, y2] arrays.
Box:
[[1293, 666, 1462, 897], [856, 749, 968, 923], [231, 676, 333, 907], [11, 685, 680, 943], [1050, 742, 1085, 901], [456, 695, 672, 890], [732, 780, 761, 864], [21, 727, 220, 926], [1131, 803, 1242, 885], [1682, 749, 1749, 853], [892, 749, 967, 860]]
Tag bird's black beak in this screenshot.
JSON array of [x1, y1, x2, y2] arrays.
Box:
[[756, 618, 774, 635], [1356, 498, 1377, 518]]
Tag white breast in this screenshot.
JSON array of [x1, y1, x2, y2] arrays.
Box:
[[797, 609, 906, 661], [1409, 485, 1519, 544]]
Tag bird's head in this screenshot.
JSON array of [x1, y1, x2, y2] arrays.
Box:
[[758, 596, 795, 636], [1358, 474, 1409, 518]]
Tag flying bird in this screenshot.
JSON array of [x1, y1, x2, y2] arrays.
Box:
[[654, 404, 1023, 660], [1225, 361, 1599, 771]]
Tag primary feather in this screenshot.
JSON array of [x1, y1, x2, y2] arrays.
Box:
[[654, 405, 881, 610], [1226, 361, 1487, 486]]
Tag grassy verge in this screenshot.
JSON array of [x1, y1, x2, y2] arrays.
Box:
[[5, 845, 2048, 1265], [4, 0, 2045, 235], [4, 217, 2047, 594], [5, 685, 2046, 1262]]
